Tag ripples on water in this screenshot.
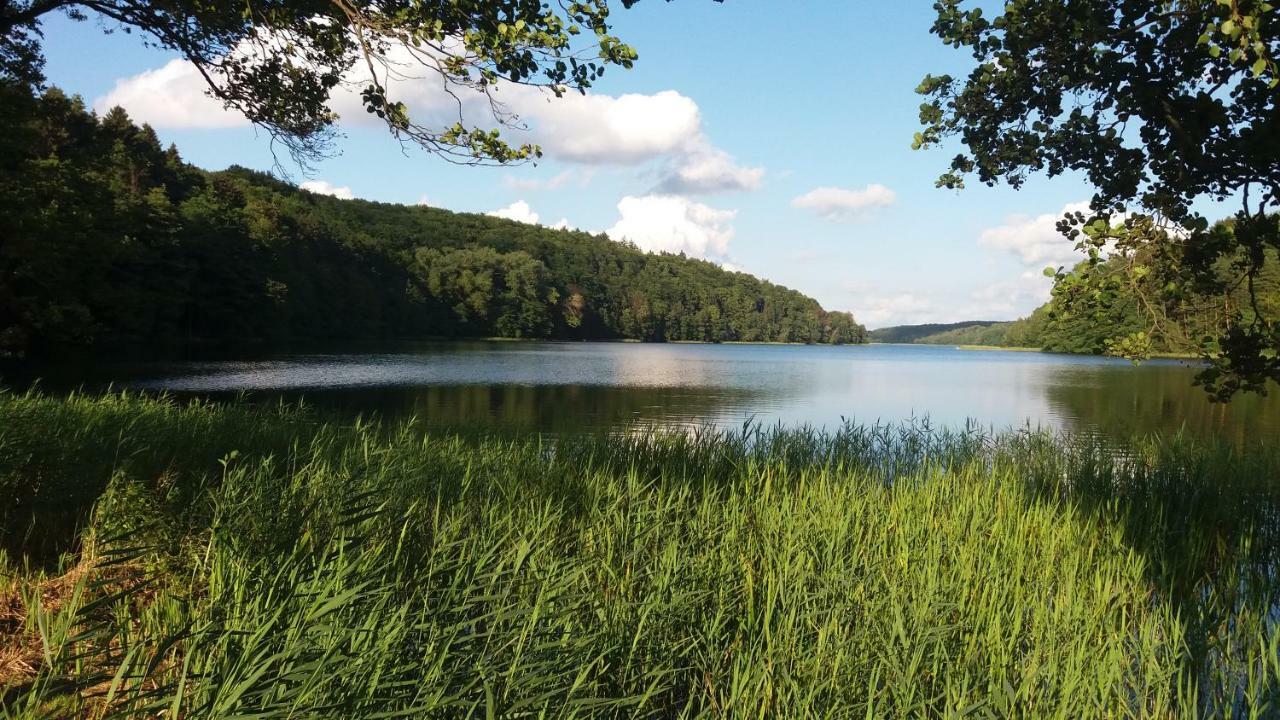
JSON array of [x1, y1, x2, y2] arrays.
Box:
[[16, 342, 1280, 443]]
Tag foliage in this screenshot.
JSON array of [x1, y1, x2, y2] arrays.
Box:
[[918, 0, 1280, 398], [1034, 221, 1280, 368], [869, 317, 1049, 348], [866, 320, 1004, 344], [878, 223, 1280, 365], [0, 0, 706, 164], [0, 86, 864, 356], [2, 390, 1280, 716], [913, 322, 1014, 347]]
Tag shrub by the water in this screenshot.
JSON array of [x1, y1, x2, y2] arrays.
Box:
[[1, 391, 1278, 717]]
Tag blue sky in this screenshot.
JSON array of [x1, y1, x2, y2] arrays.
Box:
[[38, 1, 1111, 328]]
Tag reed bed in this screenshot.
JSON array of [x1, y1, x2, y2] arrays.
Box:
[[1, 390, 1278, 718]]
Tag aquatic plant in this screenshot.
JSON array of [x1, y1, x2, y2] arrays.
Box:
[[1, 391, 1278, 717]]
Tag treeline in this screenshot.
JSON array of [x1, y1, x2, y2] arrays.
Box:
[[0, 85, 865, 356], [874, 315, 1046, 349], [868, 321, 1003, 344], [881, 236, 1279, 356]]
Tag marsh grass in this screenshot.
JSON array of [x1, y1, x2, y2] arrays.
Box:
[[1, 390, 1278, 717]]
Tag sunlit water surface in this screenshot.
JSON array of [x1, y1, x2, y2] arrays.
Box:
[[21, 342, 1278, 443]]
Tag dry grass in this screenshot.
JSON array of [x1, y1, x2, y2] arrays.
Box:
[[0, 548, 150, 715], [0, 560, 95, 689]]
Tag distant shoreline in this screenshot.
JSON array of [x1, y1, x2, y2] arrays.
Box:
[[954, 344, 1042, 352], [865, 342, 1203, 363]]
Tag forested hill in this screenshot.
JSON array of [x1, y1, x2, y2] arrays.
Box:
[[0, 86, 865, 357], [868, 321, 1003, 344]]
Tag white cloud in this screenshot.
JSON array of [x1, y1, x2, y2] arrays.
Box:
[[350, 79, 712, 170], [792, 184, 896, 220], [606, 195, 735, 259], [98, 47, 763, 196], [530, 90, 701, 164], [299, 180, 354, 199], [656, 145, 764, 195], [850, 269, 1058, 329], [845, 278, 1001, 328], [853, 292, 938, 328], [95, 58, 245, 129], [487, 200, 540, 225], [979, 201, 1093, 269], [840, 202, 1109, 328], [550, 218, 573, 231], [416, 195, 435, 206]]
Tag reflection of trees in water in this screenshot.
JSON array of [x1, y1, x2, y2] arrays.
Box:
[[254, 384, 764, 433], [1044, 366, 1280, 445]]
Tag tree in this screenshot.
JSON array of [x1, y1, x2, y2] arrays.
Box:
[[2, 83, 866, 354], [917, 0, 1279, 398], [1, 0, 704, 166]]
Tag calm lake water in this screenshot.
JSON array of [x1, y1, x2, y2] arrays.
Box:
[[20, 342, 1279, 443]]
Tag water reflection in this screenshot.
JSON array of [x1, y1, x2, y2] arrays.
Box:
[[10, 342, 1278, 443], [214, 383, 770, 433], [1044, 365, 1277, 445]]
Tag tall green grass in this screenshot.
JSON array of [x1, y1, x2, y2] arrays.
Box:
[[1, 390, 1278, 717]]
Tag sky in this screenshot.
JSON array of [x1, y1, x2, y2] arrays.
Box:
[[36, 1, 1117, 329]]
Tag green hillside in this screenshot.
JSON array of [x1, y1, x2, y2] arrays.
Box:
[[0, 86, 865, 357], [868, 321, 1003, 344]]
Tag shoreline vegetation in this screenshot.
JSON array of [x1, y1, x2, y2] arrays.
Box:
[[954, 344, 1042, 352], [869, 235, 1280, 371], [948, 344, 1200, 359], [867, 340, 1194, 358], [3, 390, 1279, 717]]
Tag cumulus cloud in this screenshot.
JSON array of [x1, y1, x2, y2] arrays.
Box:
[[98, 47, 765, 197], [331, 73, 706, 167], [859, 278, 1062, 327], [487, 200, 540, 225], [95, 59, 245, 129], [852, 292, 938, 328], [299, 180, 354, 199], [792, 184, 896, 220], [851, 270, 1058, 328], [655, 145, 764, 195], [606, 195, 735, 259], [529, 90, 701, 164], [550, 218, 574, 231], [978, 201, 1094, 269]]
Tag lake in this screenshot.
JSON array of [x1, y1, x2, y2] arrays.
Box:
[[19, 342, 1278, 444]]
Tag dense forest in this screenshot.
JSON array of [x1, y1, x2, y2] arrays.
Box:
[[0, 86, 865, 357]]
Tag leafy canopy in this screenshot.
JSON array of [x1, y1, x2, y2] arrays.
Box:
[[0, 0, 709, 165], [917, 0, 1279, 398], [0, 85, 864, 354]]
